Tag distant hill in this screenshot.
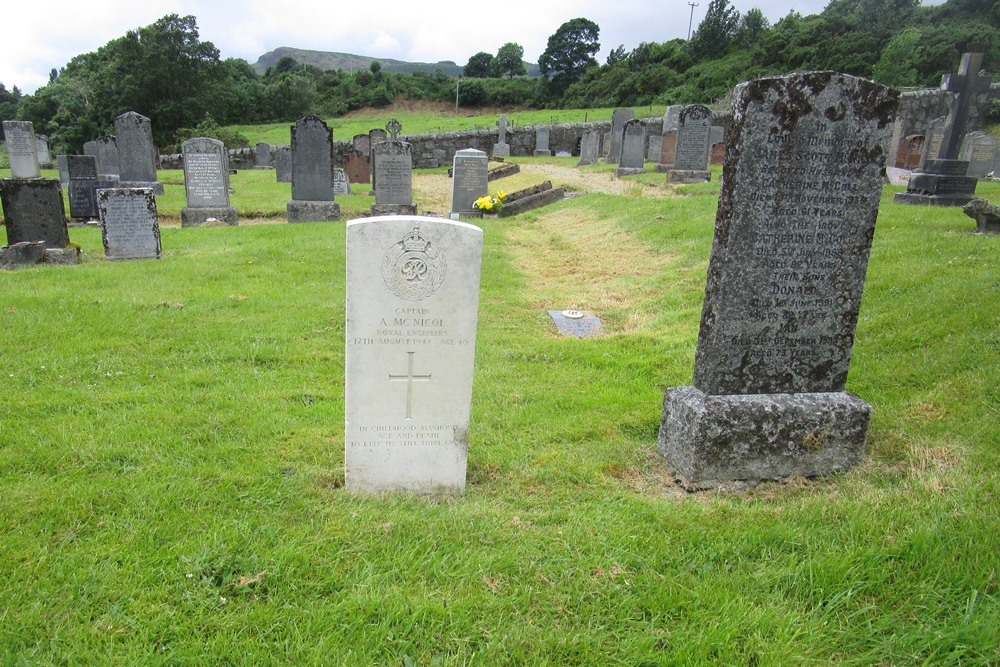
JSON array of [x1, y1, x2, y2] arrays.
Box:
[[252, 46, 540, 77]]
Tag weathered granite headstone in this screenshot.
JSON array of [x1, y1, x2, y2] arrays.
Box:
[[667, 105, 712, 183], [35, 135, 52, 167], [655, 105, 684, 172], [895, 53, 990, 206], [369, 126, 390, 195], [181, 137, 238, 227], [95, 135, 120, 180], [83, 140, 99, 164], [918, 117, 947, 171], [287, 116, 340, 222], [1, 179, 71, 249], [960, 132, 997, 179], [614, 119, 647, 177], [273, 145, 292, 182], [534, 127, 552, 157], [67, 155, 103, 219], [3, 121, 41, 178], [372, 119, 416, 215], [114, 112, 163, 195], [333, 168, 350, 195], [345, 215, 483, 495], [450, 148, 488, 218], [353, 134, 371, 159], [98, 188, 161, 260], [647, 135, 663, 163], [577, 130, 600, 166], [255, 141, 272, 168], [493, 114, 511, 158], [56, 155, 70, 184], [344, 151, 370, 185], [607, 109, 635, 164], [658, 71, 898, 488]]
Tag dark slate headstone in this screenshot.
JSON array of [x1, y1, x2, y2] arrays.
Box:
[[67, 155, 101, 219], [371, 139, 416, 215], [273, 145, 292, 182], [255, 141, 272, 168], [96, 135, 120, 180], [56, 155, 69, 184], [607, 109, 634, 164], [667, 104, 712, 183], [577, 130, 600, 166], [288, 116, 340, 222], [114, 112, 163, 194], [614, 119, 647, 177], [658, 71, 898, 488], [98, 188, 161, 260], [3, 121, 41, 178], [1, 178, 69, 247], [181, 137, 238, 227], [450, 148, 488, 217]]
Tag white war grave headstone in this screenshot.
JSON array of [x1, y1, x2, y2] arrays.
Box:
[[658, 71, 898, 488], [345, 215, 483, 495]]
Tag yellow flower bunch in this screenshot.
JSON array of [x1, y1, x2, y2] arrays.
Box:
[[474, 191, 507, 213]]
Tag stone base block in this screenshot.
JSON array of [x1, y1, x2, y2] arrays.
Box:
[[118, 181, 165, 196], [653, 164, 673, 173], [613, 167, 646, 178], [44, 247, 82, 265], [181, 207, 239, 227], [371, 203, 417, 216], [287, 200, 341, 223], [533, 150, 552, 157], [1, 241, 47, 268], [666, 169, 711, 184], [657, 386, 870, 489], [892, 192, 977, 207]]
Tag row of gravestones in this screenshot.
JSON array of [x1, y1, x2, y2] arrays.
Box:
[[892, 126, 999, 178]]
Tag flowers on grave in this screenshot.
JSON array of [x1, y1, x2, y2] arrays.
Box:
[[474, 191, 506, 214]]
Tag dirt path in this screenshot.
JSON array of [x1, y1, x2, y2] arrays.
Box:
[[516, 163, 680, 198]]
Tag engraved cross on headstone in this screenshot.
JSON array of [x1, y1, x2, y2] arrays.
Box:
[[496, 114, 509, 144], [388, 351, 432, 419], [387, 118, 402, 142], [936, 53, 991, 161]]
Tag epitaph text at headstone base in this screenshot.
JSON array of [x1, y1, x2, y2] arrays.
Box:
[[1, 179, 70, 247], [450, 148, 488, 217], [658, 71, 898, 487], [67, 155, 102, 219], [345, 215, 483, 495], [288, 116, 340, 222], [577, 130, 600, 166], [98, 188, 161, 260], [614, 119, 647, 176], [667, 104, 712, 183], [607, 108, 634, 164], [181, 137, 238, 227], [3, 121, 41, 179]]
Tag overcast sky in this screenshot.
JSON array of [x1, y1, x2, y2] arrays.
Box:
[[5, 0, 845, 94]]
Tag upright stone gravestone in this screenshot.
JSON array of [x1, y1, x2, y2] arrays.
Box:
[[607, 108, 635, 164], [181, 137, 238, 227], [343, 151, 370, 185], [273, 145, 292, 183], [67, 155, 102, 219], [287, 116, 340, 222], [255, 141, 272, 169], [98, 188, 161, 260], [345, 215, 483, 495], [3, 121, 41, 178], [450, 148, 488, 218], [115, 112, 163, 195], [656, 105, 683, 172], [602, 132, 611, 160], [667, 104, 712, 184], [96, 135, 120, 180], [960, 132, 998, 179], [83, 140, 99, 164], [658, 72, 898, 488], [353, 134, 371, 160], [333, 168, 351, 195], [1, 179, 73, 261], [372, 119, 416, 216], [918, 117, 947, 171], [493, 114, 511, 158], [577, 130, 600, 166], [709, 125, 726, 165], [56, 155, 70, 184], [647, 135, 663, 164], [895, 53, 990, 206], [614, 119, 647, 177], [534, 127, 552, 157], [35, 135, 52, 167], [369, 127, 389, 195]]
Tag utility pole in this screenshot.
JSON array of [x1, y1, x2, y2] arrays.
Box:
[[687, 2, 700, 41], [455, 76, 461, 115]]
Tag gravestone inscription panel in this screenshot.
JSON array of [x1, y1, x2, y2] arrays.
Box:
[[372, 140, 415, 214], [181, 137, 237, 226], [67, 155, 101, 219], [450, 148, 488, 217], [667, 104, 712, 183], [3, 121, 41, 179]]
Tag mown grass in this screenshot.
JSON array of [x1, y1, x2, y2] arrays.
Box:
[[0, 155, 998, 665]]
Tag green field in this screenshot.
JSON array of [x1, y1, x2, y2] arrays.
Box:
[[0, 146, 998, 664]]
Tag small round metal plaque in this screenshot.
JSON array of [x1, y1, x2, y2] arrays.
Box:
[[561, 310, 585, 319]]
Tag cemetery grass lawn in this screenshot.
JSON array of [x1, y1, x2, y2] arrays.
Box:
[[0, 175, 998, 665]]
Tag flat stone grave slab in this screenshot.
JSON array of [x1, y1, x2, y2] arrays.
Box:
[[547, 310, 603, 338]]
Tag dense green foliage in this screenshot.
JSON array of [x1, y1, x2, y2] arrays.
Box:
[[1, 0, 996, 152]]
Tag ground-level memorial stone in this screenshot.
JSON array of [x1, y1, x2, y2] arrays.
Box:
[[345, 215, 483, 494], [667, 104, 712, 184], [98, 188, 161, 260], [894, 53, 990, 206], [372, 118, 416, 216], [450, 148, 488, 219], [287, 116, 340, 222], [577, 130, 600, 166], [115, 111, 163, 195], [3, 121, 41, 178], [493, 114, 511, 158], [181, 137, 238, 227], [614, 119, 647, 177], [658, 71, 898, 488]]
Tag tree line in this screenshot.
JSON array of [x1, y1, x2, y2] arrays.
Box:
[[1, 1, 996, 154]]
